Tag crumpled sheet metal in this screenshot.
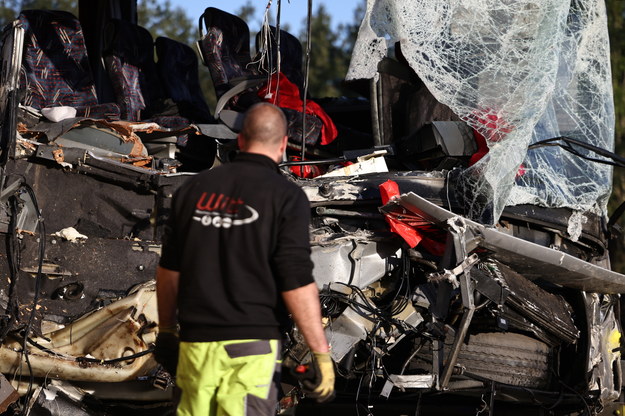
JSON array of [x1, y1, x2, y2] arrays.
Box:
[[19, 116, 196, 142], [0, 283, 158, 382], [311, 239, 401, 290], [348, 0, 614, 224], [18, 117, 197, 162], [585, 293, 621, 404], [382, 192, 625, 294]]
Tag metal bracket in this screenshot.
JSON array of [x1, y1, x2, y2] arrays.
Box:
[[438, 217, 478, 390], [380, 374, 436, 398], [428, 253, 480, 289]]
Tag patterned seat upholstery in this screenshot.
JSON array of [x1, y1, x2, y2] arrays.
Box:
[[197, 8, 323, 145], [103, 19, 194, 143], [103, 19, 170, 122], [18, 10, 120, 119], [197, 7, 256, 103], [103, 20, 216, 169], [255, 26, 305, 95], [155, 36, 214, 124]]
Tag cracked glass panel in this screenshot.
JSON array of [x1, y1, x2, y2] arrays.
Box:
[[347, 0, 614, 224]]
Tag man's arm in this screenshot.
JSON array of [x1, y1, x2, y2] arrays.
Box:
[[154, 266, 180, 375], [156, 265, 180, 329], [283, 282, 334, 402], [282, 282, 329, 353]]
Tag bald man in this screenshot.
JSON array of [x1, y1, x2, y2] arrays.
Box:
[[155, 103, 334, 415]]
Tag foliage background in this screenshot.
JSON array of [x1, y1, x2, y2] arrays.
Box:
[[1, 0, 624, 267]]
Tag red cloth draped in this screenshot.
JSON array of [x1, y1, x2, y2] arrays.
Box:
[[258, 72, 338, 145]]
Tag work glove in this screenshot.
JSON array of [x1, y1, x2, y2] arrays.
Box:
[[154, 327, 179, 376], [294, 351, 336, 403]]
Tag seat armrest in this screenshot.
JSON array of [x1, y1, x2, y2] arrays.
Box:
[[195, 123, 238, 139], [214, 77, 266, 118]]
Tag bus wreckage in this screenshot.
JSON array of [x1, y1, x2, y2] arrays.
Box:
[[0, 0, 622, 414]]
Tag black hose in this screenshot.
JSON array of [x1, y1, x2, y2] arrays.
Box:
[[0, 194, 20, 343], [528, 136, 625, 168], [18, 184, 45, 416], [76, 348, 155, 364]]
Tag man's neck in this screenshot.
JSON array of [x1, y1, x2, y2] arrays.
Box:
[[240, 148, 280, 164]]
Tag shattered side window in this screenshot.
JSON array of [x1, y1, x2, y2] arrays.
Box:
[[347, 0, 614, 224]]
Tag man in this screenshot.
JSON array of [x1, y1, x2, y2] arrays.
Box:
[[155, 102, 334, 415]]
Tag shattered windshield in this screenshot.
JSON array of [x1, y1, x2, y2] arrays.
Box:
[[347, 0, 615, 224]]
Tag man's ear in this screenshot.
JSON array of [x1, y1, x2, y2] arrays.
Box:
[[237, 134, 244, 151], [278, 135, 288, 155]]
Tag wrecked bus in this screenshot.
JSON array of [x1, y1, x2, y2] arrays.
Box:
[[0, 0, 622, 414]]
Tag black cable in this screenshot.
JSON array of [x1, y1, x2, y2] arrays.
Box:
[[24, 335, 67, 358], [414, 391, 423, 416], [279, 157, 345, 167], [300, 0, 313, 160], [0, 194, 21, 343], [462, 370, 594, 414], [555, 377, 593, 415], [528, 136, 625, 168], [76, 348, 155, 364], [17, 184, 45, 416], [608, 200, 625, 228], [326, 282, 418, 332], [23, 331, 155, 368]]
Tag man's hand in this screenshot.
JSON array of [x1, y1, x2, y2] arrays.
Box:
[[300, 351, 335, 403], [154, 328, 179, 376]]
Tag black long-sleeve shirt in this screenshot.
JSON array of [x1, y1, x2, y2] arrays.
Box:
[[159, 152, 314, 342]]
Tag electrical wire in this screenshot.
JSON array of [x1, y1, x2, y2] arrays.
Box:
[[400, 339, 426, 375], [323, 282, 417, 332], [0, 192, 21, 343], [301, 0, 313, 160], [275, 0, 282, 103], [17, 183, 45, 416], [528, 136, 625, 168], [23, 333, 155, 365], [76, 348, 155, 364]]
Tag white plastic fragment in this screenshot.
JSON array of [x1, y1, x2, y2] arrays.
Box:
[[41, 106, 77, 122], [53, 227, 88, 242], [320, 152, 389, 178], [42, 386, 58, 401]]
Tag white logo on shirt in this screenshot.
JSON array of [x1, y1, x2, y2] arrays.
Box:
[[192, 205, 259, 228]]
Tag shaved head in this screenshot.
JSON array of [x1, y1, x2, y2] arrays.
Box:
[[239, 103, 287, 148]]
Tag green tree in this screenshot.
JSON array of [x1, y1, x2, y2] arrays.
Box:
[[338, 0, 365, 58], [236, 0, 256, 23], [137, 0, 193, 45], [299, 4, 350, 98], [1, 0, 22, 26], [0, 0, 77, 26]]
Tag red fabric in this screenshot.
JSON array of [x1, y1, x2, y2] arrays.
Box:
[[378, 180, 446, 255], [468, 108, 525, 178], [259, 72, 338, 145], [380, 179, 400, 204], [387, 218, 423, 248], [468, 109, 512, 166], [288, 156, 324, 178]]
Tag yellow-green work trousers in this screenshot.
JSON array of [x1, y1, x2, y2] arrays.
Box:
[[176, 339, 281, 416]]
